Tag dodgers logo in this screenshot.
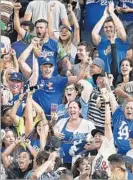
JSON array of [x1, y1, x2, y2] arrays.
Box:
[[47, 82, 53, 90]]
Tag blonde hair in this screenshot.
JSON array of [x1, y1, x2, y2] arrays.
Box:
[[2, 67, 17, 86], [110, 168, 127, 180], [59, 31, 73, 54]]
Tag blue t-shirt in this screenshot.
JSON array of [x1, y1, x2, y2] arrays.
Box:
[[11, 40, 33, 68], [84, 0, 107, 32], [112, 107, 133, 154], [117, 0, 133, 21], [33, 75, 68, 120], [97, 37, 129, 73]]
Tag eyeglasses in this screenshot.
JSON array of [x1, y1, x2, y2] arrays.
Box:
[[65, 87, 75, 91]]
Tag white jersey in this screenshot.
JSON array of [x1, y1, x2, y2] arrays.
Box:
[[92, 137, 116, 176]]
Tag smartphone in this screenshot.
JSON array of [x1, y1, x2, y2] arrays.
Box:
[[51, 104, 58, 113]]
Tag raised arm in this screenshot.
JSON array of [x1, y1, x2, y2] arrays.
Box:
[[92, 7, 109, 46], [18, 38, 39, 79], [60, 3, 70, 27], [103, 75, 119, 113], [102, 92, 113, 140], [68, 61, 88, 84], [110, 35, 118, 85], [2, 143, 17, 168], [14, 3, 26, 39], [67, 4, 80, 44], [2, 137, 22, 168], [25, 139, 38, 159], [31, 152, 58, 179], [108, 1, 127, 42], [38, 120, 49, 151], [29, 55, 39, 87], [105, 103, 112, 140], [10, 93, 26, 126], [24, 91, 34, 137], [48, 3, 57, 40], [77, 79, 93, 103], [32, 99, 47, 121], [10, 49, 19, 72]]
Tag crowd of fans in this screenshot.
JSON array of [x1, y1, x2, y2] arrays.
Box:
[[1, 0, 133, 179]]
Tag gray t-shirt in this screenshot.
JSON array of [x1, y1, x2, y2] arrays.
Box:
[[25, 0, 67, 31], [71, 63, 90, 76]]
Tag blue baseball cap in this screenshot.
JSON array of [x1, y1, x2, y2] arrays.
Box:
[[9, 72, 23, 82], [40, 57, 54, 66], [129, 130, 133, 139], [92, 57, 105, 70]]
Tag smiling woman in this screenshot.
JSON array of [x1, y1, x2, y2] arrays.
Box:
[[116, 59, 133, 105], [57, 81, 93, 120], [54, 100, 95, 169]]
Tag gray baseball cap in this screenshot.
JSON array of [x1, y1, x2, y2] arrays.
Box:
[[92, 57, 105, 70]]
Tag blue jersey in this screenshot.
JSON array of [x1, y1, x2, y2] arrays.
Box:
[[84, 0, 107, 32], [97, 37, 129, 73], [112, 107, 133, 154], [117, 0, 133, 21], [11, 40, 33, 68], [33, 75, 68, 119], [61, 121, 88, 163]]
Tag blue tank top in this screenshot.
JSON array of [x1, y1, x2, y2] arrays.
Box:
[[61, 121, 74, 163]]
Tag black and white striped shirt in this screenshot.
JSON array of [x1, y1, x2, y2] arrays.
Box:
[[87, 89, 106, 129]]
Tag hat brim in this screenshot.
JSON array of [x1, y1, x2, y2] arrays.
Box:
[[123, 156, 133, 166], [91, 129, 104, 137], [92, 73, 105, 85], [41, 62, 54, 66], [9, 78, 23, 82], [60, 25, 72, 33]]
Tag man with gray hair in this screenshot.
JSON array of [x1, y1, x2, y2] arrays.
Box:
[[105, 79, 133, 155]]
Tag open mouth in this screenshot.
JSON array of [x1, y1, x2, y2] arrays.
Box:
[[127, 112, 132, 116], [37, 32, 41, 37], [70, 112, 76, 116], [85, 168, 90, 171], [122, 69, 128, 73], [45, 71, 51, 74], [67, 93, 72, 96], [19, 161, 25, 166]]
